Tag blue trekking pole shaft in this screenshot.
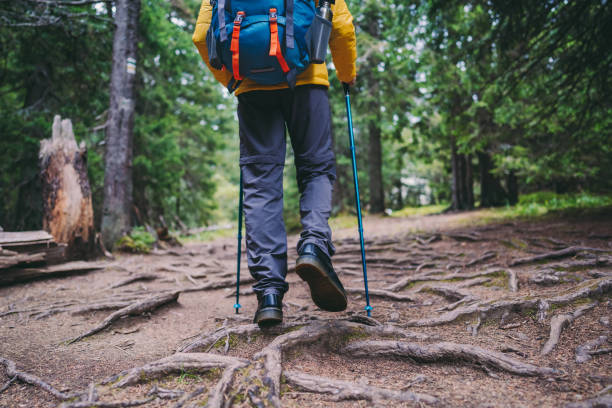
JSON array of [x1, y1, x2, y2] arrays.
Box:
[[234, 170, 244, 314], [343, 83, 372, 317]]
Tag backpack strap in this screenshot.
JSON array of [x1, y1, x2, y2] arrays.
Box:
[[218, 0, 227, 42], [230, 11, 245, 81], [269, 8, 290, 73], [285, 0, 294, 48], [227, 77, 242, 94]]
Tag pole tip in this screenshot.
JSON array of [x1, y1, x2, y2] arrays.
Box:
[[234, 303, 242, 313]]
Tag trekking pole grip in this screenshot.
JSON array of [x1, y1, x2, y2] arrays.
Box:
[[342, 82, 350, 95]]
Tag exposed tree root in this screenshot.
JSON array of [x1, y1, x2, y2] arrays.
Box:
[[445, 231, 482, 242], [146, 385, 185, 400], [178, 322, 302, 353], [248, 319, 436, 406], [508, 269, 519, 292], [404, 278, 611, 327], [30, 297, 141, 320], [179, 276, 255, 293], [509, 246, 609, 267], [576, 335, 609, 363], [68, 291, 180, 344], [105, 352, 248, 388], [173, 386, 206, 408], [466, 251, 497, 267], [343, 340, 559, 377], [386, 268, 507, 292], [541, 303, 597, 355], [108, 273, 158, 289], [0, 356, 77, 400], [283, 370, 438, 406], [417, 285, 471, 301], [58, 397, 155, 408], [564, 394, 612, 408], [345, 287, 416, 302]]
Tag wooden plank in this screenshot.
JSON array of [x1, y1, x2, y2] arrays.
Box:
[[0, 231, 54, 246], [0, 253, 46, 269], [0, 261, 107, 286]]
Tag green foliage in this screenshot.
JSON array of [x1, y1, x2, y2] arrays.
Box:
[[1, 0, 610, 236], [390, 204, 447, 218], [115, 226, 156, 253]]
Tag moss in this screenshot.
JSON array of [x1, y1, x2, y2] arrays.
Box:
[[439, 277, 467, 283], [115, 235, 150, 254], [213, 334, 239, 350], [571, 297, 595, 306], [523, 307, 537, 319], [403, 281, 419, 290], [205, 367, 221, 380], [176, 368, 202, 384]]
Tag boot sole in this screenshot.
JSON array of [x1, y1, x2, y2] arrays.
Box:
[[254, 307, 283, 328], [296, 255, 347, 312]]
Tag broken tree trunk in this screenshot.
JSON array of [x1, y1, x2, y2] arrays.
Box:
[[40, 116, 95, 260]]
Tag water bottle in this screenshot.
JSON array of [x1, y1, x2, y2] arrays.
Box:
[[308, 0, 334, 64]]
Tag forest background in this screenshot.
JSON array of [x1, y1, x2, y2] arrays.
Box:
[[1, 0, 611, 245]]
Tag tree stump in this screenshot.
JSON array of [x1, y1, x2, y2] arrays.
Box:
[[39, 115, 95, 259]]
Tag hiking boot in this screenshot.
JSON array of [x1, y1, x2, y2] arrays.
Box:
[[253, 293, 283, 327], [296, 243, 347, 312]]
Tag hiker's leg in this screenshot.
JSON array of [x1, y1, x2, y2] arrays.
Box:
[[283, 85, 336, 258], [238, 90, 289, 296]]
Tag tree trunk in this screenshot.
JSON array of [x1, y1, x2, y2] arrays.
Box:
[[101, 0, 141, 249], [368, 118, 384, 214], [39, 116, 95, 259], [507, 171, 519, 205], [465, 154, 474, 208], [451, 139, 474, 211], [478, 151, 507, 207]]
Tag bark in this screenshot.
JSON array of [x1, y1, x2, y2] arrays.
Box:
[[478, 151, 507, 207], [40, 116, 95, 259], [450, 138, 474, 210], [507, 170, 519, 205], [101, 0, 141, 249], [368, 87, 385, 214]]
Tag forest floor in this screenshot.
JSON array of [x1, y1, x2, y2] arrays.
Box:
[[0, 208, 611, 408]]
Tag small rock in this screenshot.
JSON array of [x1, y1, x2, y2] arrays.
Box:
[[599, 316, 610, 327], [389, 312, 400, 322]]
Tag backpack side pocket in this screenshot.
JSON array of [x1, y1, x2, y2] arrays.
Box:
[[207, 26, 224, 70]]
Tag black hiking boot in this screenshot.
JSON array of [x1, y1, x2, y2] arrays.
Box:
[[253, 293, 283, 328], [296, 243, 347, 312]]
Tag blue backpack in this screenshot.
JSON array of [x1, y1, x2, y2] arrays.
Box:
[[206, 0, 316, 92]]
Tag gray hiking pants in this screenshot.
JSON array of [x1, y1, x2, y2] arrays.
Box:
[[237, 85, 336, 296]]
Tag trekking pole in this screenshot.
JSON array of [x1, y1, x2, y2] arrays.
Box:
[[234, 170, 244, 314], [343, 83, 372, 317]]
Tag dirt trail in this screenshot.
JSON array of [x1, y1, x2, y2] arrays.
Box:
[[0, 209, 610, 408]]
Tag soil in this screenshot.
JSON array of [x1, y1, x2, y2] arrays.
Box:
[[0, 208, 610, 408]]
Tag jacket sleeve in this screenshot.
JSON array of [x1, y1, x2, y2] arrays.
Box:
[[329, 0, 357, 83], [193, 1, 232, 87]]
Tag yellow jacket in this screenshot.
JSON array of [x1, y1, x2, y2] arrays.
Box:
[[193, 0, 356, 96]]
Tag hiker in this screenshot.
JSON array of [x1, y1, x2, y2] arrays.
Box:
[[193, 0, 357, 326]]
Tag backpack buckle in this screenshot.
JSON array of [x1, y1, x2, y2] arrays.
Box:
[[234, 11, 245, 25], [269, 8, 278, 21]]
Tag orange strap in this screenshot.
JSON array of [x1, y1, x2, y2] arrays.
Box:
[[269, 8, 290, 73], [230, 11, 245, 81]]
